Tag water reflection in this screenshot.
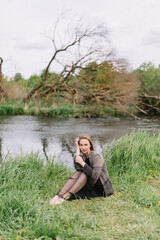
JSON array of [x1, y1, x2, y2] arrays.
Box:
[[0, 115, 160, 167], [41, 138, 49, 161]]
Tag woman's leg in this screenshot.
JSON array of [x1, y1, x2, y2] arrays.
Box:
[[50, 171, 88, 204], [50, 171, 81, 205], [62, 172, 87, 199], [57, 171, 82, 197]]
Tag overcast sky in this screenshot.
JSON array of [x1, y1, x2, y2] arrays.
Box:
[[1, 0, 160, 78]]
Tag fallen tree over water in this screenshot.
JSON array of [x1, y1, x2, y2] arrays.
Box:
[[135, 62, 160, 118], [22, 16, 140, 119]]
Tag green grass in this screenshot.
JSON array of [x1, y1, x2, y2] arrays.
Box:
[[0, 131, 160, 239], [38, 104, 84, 117], [0, 104, 24, 115], [0, 99, 122, 118], [25, 103, 113, 118], [104, 131, 160, 213]]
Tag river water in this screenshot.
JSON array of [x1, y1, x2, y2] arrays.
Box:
[[0, 115, 160, 167]]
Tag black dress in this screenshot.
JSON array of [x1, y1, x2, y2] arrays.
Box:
[[70, 158, 105, 200]]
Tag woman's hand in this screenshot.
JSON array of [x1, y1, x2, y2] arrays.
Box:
[[75, 138, 80, 156], [75, 138, 79, 147], [75, 155, 85, 167]]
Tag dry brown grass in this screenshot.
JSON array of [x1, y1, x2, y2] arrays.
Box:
[[4, 81, 27, 99]]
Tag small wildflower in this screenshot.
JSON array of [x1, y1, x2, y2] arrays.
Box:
[[118, 192, 123, 196], [157, 201, 160, 206]]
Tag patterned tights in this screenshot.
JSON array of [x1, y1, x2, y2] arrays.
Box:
[[58, 171, 87, 199]]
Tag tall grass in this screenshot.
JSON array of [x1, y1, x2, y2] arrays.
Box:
[[104, 131, 160, 212], [0, 99, 117, 118], [0, 104, 24, 115], [0, 131, 159, 239], [0, 153, 72, 239]]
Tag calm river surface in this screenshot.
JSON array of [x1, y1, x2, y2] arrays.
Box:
[[0, 115, 160, 167]]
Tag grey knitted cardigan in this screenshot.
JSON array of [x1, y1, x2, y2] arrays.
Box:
[[74, 150, 113, 196]]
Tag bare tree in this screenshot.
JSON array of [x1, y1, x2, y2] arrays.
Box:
[[23, 17, 112, 101], [138, 93, 160, 116], [22, 17, 141, 118]]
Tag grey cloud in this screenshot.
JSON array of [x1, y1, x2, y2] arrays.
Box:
[[16, 42, 51, 51], [142, 31, 160, 46]]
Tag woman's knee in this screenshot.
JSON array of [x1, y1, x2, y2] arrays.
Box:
[[79, 172, 87, 179], [77, 172, 87, 183], [69, 171, 81, 180]]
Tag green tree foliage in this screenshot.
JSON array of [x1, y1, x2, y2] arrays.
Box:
[[40, 69, 58, 83], [135, 62, 160, 116], [26, 74, 41, 90], [79, 61, 116, 85], [13, 73, 23, 82], [21, 71, 59, 93], [135, 62, 160, 94], [78, 60, 139, 113]]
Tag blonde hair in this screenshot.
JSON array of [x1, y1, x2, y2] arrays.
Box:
[[78, 134, 94, 150]]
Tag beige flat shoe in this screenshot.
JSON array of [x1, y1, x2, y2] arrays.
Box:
[[50, 195, 59, 205], [54, 197, 66, 205]]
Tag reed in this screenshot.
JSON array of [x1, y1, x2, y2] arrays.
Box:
[[0, 100, 119, 118], [104, 131, 160, 213], [0, 104, 24, 115]]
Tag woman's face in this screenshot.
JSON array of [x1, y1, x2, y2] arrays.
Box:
[[79, 139, 91, 156]]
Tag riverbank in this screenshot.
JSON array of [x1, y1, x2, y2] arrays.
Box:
[[1, 101, 160, 120], [0, 101, 121, 118], [0, 131, 159, 239]]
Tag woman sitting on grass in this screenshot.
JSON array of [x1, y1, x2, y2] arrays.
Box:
[[50, 134, 113, 205]]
